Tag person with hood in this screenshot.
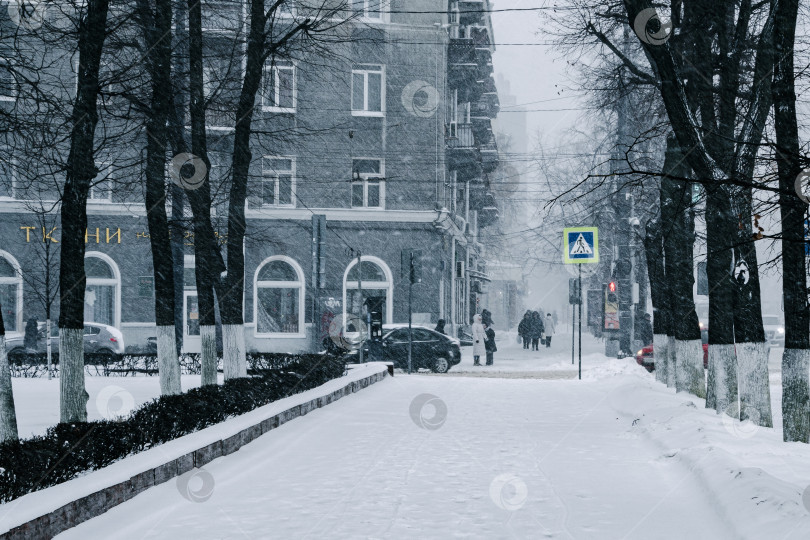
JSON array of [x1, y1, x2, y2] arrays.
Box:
[[544, 313, 555, 347], [530, 311, 544, 351], [434, 319, 446, 335], [484, 322, 497, 365], [518, 311, 531, 349], [472, 314, 486, 366]]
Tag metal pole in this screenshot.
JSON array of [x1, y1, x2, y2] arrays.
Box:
[[358, 252, 363, 364], [578, 264, 582, 380], [571, 298, 575, 365], [408, 252, 413, 374], [46, 318, 52, 380], [311, 216, 319, 352]]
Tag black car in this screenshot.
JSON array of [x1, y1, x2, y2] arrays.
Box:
[[344, 325, 462, 373]]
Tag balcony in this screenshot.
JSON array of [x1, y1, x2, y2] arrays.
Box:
[[447, 122, 475, 148], [476, 191, 499, 228], [480, 139, 499, 174], [448, 39, 478, 90], [471, 97, 499, 119], [446, 123, 479, 172]]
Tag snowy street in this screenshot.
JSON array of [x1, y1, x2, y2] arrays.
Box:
[[53, 335, 810, 539]]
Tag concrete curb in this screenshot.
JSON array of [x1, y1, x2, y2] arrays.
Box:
[[1, 369, 388, 539]]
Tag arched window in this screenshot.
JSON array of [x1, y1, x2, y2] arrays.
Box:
[[84, 252, 120, 328], [343, 256, 393, 326], [254, 256, 305, 336], [0, 250, 22, 332]]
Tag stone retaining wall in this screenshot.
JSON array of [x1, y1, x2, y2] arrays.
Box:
[[1, 369, 388, 539]]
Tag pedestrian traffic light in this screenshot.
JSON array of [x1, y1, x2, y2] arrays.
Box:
[[604, 282, 619, 330]]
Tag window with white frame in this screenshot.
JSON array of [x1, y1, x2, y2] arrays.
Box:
[[351, 0, 386, 20], [351, 65, 384, 115], [84, 254, 119, 328], [262, 156, 295, 207], [255, 257, 304, 335], [343, 257, 392, 329], [0, 59, 14, 102], [447, 89, 458, 137], [90, 162, 113, 201], [261, 62, 295, 112], [277, 0, 295, 17], [0, 154, 16, 199], [352, 158, 383, 208], [201, 0, 242, 32], [0, 251, 22, 333]]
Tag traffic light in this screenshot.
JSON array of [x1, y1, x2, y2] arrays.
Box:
[[604, 282, 619, 330], [401, 249, 423, 284], [569, 278, 581, 305]]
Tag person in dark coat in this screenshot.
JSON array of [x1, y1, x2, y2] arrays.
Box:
[[518, 311, 531, 349], [530, 311, 544, 351], [484, 324, 497, 365], [24, 318, 38, 351], [434, 319, 446, 335]]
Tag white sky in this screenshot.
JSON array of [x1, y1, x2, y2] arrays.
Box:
[[491, 0, 581, 149]]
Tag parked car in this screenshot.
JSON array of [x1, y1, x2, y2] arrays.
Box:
[[762, 314, 785, 347], [456, 327, 473, 347], [635, 328, 709, 373], [344, 324, 462, 373], [5, 322, 125, 363]]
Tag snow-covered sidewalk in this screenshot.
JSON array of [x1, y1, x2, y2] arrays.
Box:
[[56, 354, 810, 539]]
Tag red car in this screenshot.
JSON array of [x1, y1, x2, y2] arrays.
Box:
[[635, 329, 709, 373]]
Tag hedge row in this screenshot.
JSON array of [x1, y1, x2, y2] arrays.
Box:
[[9, 352, 339, 378], [0, 354, 345, 503]]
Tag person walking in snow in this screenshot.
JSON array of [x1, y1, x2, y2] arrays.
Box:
[[530, 311, 544, 351], [544, 313, 555, 347], [472, 314, 486, 366], [518, 311, 531, 349]]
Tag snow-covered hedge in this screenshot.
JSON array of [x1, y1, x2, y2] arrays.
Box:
[[0, 354, 346, 503], [9, 352, 330, 378]]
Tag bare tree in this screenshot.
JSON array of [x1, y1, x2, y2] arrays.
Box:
[[0, 300, 18, 441], [770, 0, 809, 442], [136, 0, 182, 394], [58, 0, 112, 422]]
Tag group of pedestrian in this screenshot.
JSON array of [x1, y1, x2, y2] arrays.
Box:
[[518, 310, 555, 351], [472, 309, 497, 366]]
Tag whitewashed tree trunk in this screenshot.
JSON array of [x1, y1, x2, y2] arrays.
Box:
[[781, 349, 810, 442], [737, 342, 773, 427], [200, 325, 217, 386], [674, 339, 706, 398], [666, 336, 677, 388], [222, 324, 246, 379], [59, 328, 88, 423], [0, 336, 18, 441], [653, 334, 668, 384], [156, 325, 181, 395], [711, 344, 738, 415]]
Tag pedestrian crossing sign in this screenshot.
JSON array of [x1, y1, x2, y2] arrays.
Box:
[[563, 227, 599, 264]]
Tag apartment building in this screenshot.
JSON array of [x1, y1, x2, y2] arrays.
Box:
[[0, 0, 500, 352]]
